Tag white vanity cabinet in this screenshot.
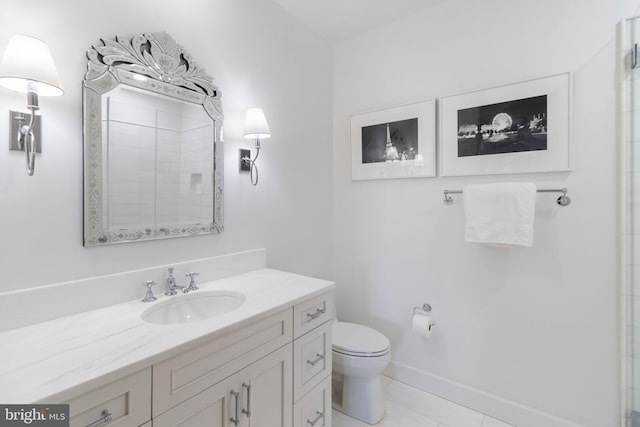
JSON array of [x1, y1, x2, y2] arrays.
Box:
[[153, 292, 334, 427], [153, 345, 292, 427], [152, 309, 293, 427], [292, 292, 333, 427], [36, 282, 335, 427], [151, 310, 292, 415]]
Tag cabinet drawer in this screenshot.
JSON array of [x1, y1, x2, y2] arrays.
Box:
[[293, 321, 332, 401], [67, 368, 151, 427], [153, 309, 292, 416], [294, 375, 331, 427], [293, 292, 333, 338]]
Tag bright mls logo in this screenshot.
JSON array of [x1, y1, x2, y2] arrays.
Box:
[[0, 405, 69, 426]]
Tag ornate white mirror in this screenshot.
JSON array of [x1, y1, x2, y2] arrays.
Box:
[[83, 32, 223, 246]]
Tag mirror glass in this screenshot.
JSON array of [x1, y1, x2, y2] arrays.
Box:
[[83, 32, 223, 246]]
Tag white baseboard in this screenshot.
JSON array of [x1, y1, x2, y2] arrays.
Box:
[[384, 360, 583, 427]]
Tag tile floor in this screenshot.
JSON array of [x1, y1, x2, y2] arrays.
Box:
[[332, 376, 514, 427]]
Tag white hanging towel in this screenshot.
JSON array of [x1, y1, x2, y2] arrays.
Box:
[[463, 182, 537, 247]]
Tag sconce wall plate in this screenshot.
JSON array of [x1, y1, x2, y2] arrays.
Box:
[[239, 148, 251, 172], [243, 108, 270, 186], [9, 110, 41, 152]]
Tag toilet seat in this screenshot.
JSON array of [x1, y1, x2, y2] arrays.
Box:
[[332, 322, 390, 357]]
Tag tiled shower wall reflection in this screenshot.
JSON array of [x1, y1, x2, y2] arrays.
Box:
[[103, 97, 213, 231]]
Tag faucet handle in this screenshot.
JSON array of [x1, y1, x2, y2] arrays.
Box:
[[142, 280, 157, 302], [165, 268, 180, 296], [185, 272, 200, 291]]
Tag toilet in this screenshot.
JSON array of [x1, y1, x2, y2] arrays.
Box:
[[332, 321, 391, 424]]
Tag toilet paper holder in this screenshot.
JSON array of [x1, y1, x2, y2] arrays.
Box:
[[412, 303, 436, 330], [413, 303, 433, 316]]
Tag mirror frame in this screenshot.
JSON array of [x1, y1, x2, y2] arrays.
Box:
[[83, 32, 223, 246]]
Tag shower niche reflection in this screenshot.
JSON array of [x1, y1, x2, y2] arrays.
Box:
[[83, 32, 223, 246]]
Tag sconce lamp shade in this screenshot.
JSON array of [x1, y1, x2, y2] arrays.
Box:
[[0, 35, 63, 96], [243, 108, 271, 139]]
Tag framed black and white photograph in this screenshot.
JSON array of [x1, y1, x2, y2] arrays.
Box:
[[351, 100, 436, 180], [439, 73, 571, 176]]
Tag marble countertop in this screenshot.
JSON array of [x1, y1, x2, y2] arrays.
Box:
[[0, 268, 334, 403]]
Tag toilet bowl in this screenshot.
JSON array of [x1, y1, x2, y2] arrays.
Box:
[[332, 321, 390, 424]]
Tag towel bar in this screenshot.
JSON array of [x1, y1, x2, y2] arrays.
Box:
[[443, 188, 571, 207]]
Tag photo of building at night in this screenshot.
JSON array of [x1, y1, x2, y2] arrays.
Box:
[[457, 95, 547, 157], [361, 118, 419, 163]]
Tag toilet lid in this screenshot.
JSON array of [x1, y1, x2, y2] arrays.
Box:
[[332, 322, 390, 356]]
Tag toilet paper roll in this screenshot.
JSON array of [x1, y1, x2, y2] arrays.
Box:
[[412, 313, 434, 338]]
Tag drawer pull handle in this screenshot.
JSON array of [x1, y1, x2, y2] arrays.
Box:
[[307, 410, 325, 426], [85, 410, 113, 427], [306, 307, 326, 320], [230, 390, 240, 426], [242, 383, 252, 417], [306, 353, 325, 366]]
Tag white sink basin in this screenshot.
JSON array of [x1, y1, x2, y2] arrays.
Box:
[[142, 291, 246, 324]]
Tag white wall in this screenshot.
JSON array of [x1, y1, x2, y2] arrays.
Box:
[[4, 0, 639, 424], [0, 0, 333, 292], [333, 1, 640, 426]]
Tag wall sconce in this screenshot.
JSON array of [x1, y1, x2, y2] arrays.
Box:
[[242, 108, 271, 186], [0, 35, 63, 176]]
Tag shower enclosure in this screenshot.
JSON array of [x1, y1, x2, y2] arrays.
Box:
[[622, 15, 640, 427]]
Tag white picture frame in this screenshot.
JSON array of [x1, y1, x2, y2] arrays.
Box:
[[351, 100, 436, 180], [439, 73, 571, 176]]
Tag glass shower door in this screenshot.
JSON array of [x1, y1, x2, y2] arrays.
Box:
[[622, 15, 640, 427]]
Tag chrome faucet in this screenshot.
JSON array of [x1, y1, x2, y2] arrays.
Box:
[[185, 272, 200, 292], [142, 280, 157, 302], [165, 268, 185, 295]]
